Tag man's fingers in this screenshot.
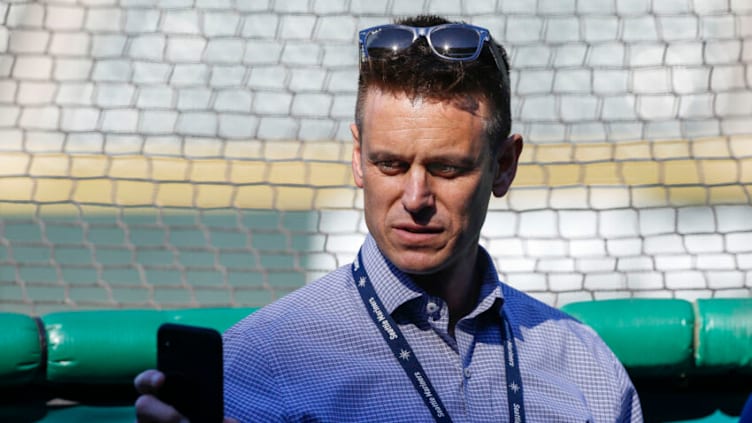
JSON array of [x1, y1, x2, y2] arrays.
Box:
[[134, 394, 187, 423], [133, 369, 165, 395], [134, 369, 232, 422]]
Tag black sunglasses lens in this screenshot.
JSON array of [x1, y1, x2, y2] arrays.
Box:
[[365, 28, 415, 58], [430, 28, 481, 59]]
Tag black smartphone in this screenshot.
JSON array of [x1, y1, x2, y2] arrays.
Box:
[[157, 323, 224, 423]]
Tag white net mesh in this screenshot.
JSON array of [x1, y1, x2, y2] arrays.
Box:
[[0, 0, 750, 315]]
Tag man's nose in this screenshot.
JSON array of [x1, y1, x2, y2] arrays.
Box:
[[401, 167, 435, 213]]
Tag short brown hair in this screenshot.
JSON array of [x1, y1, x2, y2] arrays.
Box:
[[355, 15, 511, 147]]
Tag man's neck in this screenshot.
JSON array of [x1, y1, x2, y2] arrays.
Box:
[[410, 249, 482, 336]]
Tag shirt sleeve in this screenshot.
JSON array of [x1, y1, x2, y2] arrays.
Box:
[[566, 318, 644, 423], [223, 323, 288, 423], [617, 366, 643, 423], [611, 341, 643, 423]]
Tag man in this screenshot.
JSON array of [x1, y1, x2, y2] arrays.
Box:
[[136, 15, 642, 422]]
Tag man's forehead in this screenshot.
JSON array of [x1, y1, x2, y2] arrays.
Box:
[[357, 88, 492, 152], [362, 87, 490, 119]]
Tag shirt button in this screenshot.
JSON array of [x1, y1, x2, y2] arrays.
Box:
[[464, 368, 472, 379], [426, 302, 439, 314]]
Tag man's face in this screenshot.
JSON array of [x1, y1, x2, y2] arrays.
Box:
[[351, 88, 521, 275]]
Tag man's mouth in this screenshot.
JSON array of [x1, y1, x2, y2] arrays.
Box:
[[395, 224, 442, 234]]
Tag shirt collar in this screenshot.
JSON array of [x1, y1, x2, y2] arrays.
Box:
[[359, 234, 505, 318]]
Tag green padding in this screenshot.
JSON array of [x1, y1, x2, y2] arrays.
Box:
[[43, 308, 256, 384], [35, 405, 134, 423], [0, 313, 42, 386], [694, 298, 752, 369], [162, 307, 258, 332], [672, 410, 743, 423], [562, 299, 694, 369]]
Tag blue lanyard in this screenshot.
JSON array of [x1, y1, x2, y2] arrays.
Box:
[[351, 250, 526, 422]]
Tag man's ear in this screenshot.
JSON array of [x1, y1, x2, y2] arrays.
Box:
[[492, 133, 524, 198], [351, 123, 364, 188]]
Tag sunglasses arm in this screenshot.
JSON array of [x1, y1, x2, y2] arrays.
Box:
[[487, 40, 511, 92]]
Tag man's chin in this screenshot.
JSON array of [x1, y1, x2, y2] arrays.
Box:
[[388, 250, 447, 275]]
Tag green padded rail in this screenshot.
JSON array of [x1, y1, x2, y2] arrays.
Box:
[[562, 299, 695, 371], [43, 307, 257, 384], [0, 313, 42, 386], [3, 299, 751, 387], [694, 298, 752, 370]]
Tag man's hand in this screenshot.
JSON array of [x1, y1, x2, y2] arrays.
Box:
[[134, 369, 184, 423], [133, 369, 237, 423]]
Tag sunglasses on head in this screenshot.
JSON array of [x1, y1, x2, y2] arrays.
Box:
[[358, 23, 508, 75]]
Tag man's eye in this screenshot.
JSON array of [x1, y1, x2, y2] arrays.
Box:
[[428, 163, 463, 177], [377, 161, 405, 173]]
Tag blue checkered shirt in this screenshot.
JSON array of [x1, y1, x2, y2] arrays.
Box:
[[224, 235, 642, 422]]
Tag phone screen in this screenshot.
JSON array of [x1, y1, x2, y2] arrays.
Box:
[[157, 323, 224, 423]]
